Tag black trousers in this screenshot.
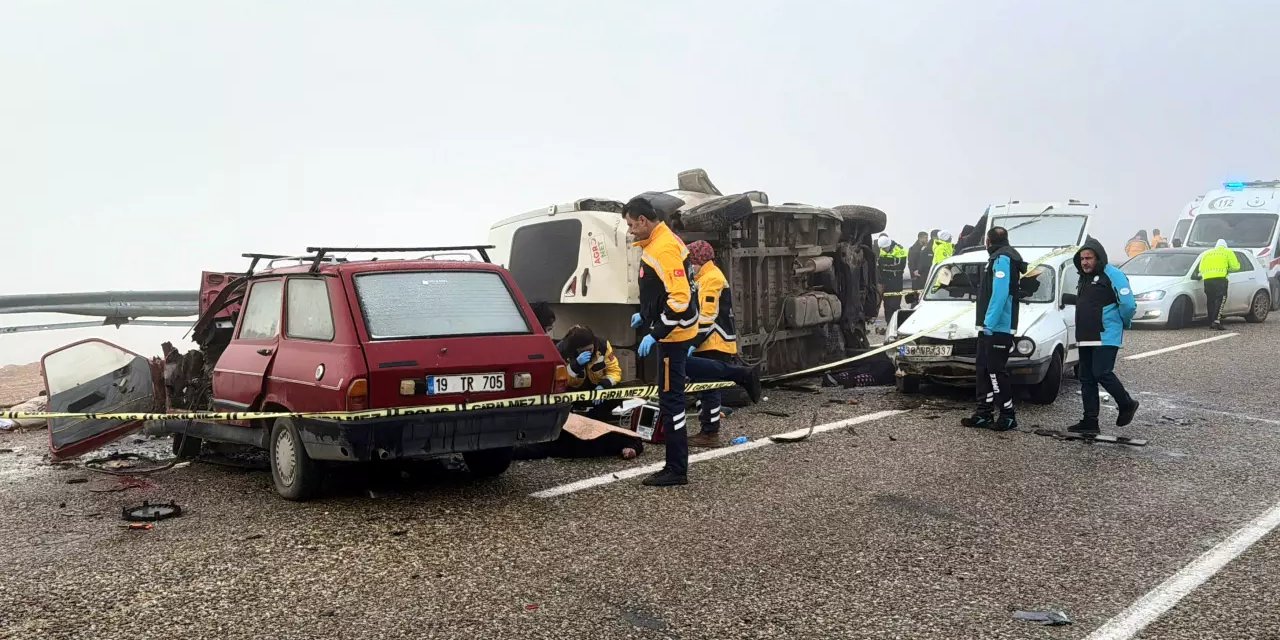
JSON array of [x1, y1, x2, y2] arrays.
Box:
[[1079, 346, 1132, 421], [883, 290, 903, 321], [1205, 278, 1228, 323], [658, 341, 690, 475], [976, 332, 1015, 417], [686, 350, 747, 433]]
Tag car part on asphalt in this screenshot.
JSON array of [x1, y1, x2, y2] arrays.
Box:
[[1013, 610, 1072, 626], [1033, 428, 1148, 447], [84, 452, 176, 476], [121, 500, 183, 522]]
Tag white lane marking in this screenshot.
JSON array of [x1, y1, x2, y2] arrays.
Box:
[[1084, 499, 1280, 640], [1123, 333, 1238, 361], [530, 410, 906, 498]]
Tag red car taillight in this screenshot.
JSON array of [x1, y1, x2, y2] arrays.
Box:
[[553, 365, 569, 394], [346, 378, 369, 411]]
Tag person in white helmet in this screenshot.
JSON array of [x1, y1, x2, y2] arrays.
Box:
[[932, 230, 955, 265], [877, 236, 909, 320]]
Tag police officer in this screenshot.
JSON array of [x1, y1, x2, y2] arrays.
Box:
[[682, 241, 762, 448], [932, 230, 955, 266], [624, 194, 699, 487], [1068, 239, 1139, 434], [962, 227, 1025, 432], [1201, 239, 1240, 330], [877, 236, 909, 320]]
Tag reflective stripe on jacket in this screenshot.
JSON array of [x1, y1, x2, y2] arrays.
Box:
[[877, 244, 909, 291], [1199, 247, 1241, 280], [634, 222, 698, 342], [565, 340, 623, 389], [931, 240, 954, 265]]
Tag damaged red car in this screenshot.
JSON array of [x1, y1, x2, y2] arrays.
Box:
[[43, 247, 571, 500]]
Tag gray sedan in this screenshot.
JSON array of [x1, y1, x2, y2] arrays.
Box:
[[1121, 248, 1272, 328]]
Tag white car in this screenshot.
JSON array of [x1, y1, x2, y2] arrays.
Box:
[[1121, 248, 1272, 328], [887, 248, 1079, 404], [887, 200, 1096, 404]]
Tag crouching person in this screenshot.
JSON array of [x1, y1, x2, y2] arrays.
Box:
[[682, 241, 762, 448], [557, 325, 623, 421], [1069, 239, 1140, 434]]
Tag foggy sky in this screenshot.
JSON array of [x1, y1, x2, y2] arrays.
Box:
[[3, 0, 1278, 365]]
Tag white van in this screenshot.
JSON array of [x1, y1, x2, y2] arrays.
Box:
[[1185, 181, 1280, 309], [887, 201, 1094, 404]]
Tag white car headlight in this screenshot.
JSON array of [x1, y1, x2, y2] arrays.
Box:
[[1015, 338, 1036, 356], [1135, 290, 1165, 302]]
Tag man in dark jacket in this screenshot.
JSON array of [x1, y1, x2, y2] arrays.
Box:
[[962, 227, 1026, 432], [1069, 239, 1139, 433], [907, 231, 932, 295]]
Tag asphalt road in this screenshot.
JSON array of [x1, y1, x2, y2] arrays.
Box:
[[2, 318, 1279, 640]]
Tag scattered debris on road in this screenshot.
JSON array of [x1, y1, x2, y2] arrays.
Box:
[[1012, 609, 1072, 626], [85, 452, 176, 476], [122, 500, 183, 522]]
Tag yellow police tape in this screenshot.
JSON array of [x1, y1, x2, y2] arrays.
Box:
[[0, 381, 738, 423], [769, 244, 1080, 383], [5, 246, 1079, 421]]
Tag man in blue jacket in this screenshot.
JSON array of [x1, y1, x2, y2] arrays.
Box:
[[1069, 238, 1139, 433], [963, 227, 1026, 432]]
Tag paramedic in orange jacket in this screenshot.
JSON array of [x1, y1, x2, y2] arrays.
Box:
[[683, 241, 762, 448], [624, 194, 699, 487]]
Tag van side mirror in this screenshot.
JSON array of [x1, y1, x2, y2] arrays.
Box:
[[1060, 293, 1078, 307]]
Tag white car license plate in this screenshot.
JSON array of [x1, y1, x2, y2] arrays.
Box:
[[426, 373, 505, 395], [899, 345, 953, 357]]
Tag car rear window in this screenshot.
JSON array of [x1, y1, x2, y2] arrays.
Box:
[[354, 271, 531, 339]]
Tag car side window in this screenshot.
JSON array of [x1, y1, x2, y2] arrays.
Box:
[[1233, 252, 1254, 271], [286, 278, 335, 341], [239, 280, 284, 340], [1060, 267, 1080, 300]]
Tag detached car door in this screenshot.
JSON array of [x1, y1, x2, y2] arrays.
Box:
[[43, 339, 162, 460], [212, 278, 283, 412]]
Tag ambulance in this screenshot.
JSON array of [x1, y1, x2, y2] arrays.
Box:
[[1184, 181, 1280, 310], [1170, 196, 1202, 248]]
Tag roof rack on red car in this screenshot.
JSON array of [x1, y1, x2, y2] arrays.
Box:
[[241, 253, 290, 276], [304, 246, 495, 272]]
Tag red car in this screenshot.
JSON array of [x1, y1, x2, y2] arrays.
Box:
[[42, 247, 571, 500]]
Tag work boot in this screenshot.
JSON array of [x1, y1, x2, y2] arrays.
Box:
[[746, 366, 763, 404], [688, 432, 722, 448], [961, 413, 994, 429], [641, 468, 688, 487], [1067, 419, 1100, 434], [1116, 399, 1140, 427], [1210, 321, 1224, 331], [990, 414, 1018, 432]]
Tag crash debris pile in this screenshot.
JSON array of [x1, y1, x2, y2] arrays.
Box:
[[0, 362, 47, 431]]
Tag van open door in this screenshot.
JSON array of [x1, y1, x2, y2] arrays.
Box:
[[43, 339, 163, 460]]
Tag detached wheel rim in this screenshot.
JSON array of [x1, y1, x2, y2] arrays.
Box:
[[274, 430, 297, 487]]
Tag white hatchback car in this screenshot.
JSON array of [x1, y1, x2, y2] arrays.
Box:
[[887, 247, 1079, 404], [1121, 248, 1272, 328]]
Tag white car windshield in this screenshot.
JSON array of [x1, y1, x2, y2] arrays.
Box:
[[1186, 213, 1278, 248], [991, 215, 1087, 247], [925, 263, 1056, 303], [1120, 252, 1198, 277]]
